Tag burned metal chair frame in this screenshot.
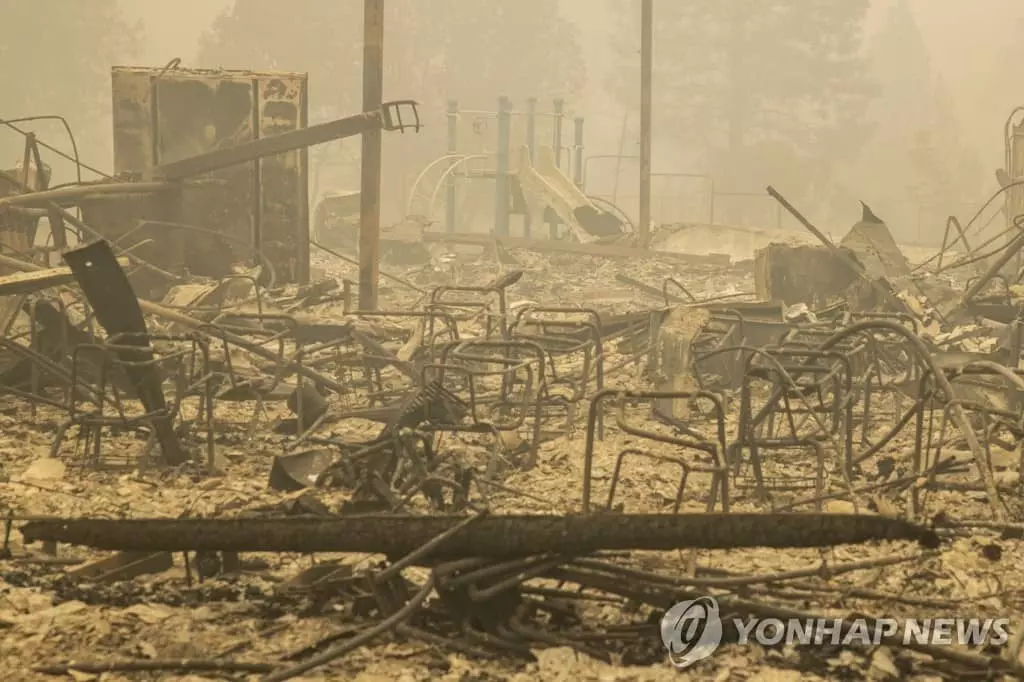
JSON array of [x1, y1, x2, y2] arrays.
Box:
[[23, 297, 73, 418], [790, 314, 921, 445], [726, 438, 827, 509], [420, 339, 547, 470], [0, 297, 84, 411], [344, 308, 461, 380], [316, 429, 474, 511], [582, 389, 729, 514], [199, 313, 315, 438], [322, 308, 461, 410], [914, 363, 1024, 515], [604, 448, 700, 514], [55, 332, 213, 469], [692, 309, 811, 390], [509, 306, 605, 437], [428, 282, 512, 339], [773, 330, 874, 448], [727, 348, 852, 504], [738, 348, 853, 447]]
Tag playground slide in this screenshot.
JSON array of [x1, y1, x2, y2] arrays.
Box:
[[517, 145, 623, 242]]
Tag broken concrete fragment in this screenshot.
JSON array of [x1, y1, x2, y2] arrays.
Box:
[[650, 305, 710, 420]]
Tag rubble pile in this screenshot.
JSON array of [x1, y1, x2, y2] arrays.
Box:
[[0, 89, 1023, 679], [1, 190, 1024, 682]]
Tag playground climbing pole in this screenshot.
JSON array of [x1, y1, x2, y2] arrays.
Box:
[[441, 97, 578, 238]]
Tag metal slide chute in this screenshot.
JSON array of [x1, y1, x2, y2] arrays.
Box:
[[516, 145, 624, 242]]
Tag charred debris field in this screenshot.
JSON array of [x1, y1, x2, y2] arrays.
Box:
[[1, 213, 1024, 681]]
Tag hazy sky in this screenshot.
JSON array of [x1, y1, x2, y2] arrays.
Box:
[[117, 0, 1023, 174]]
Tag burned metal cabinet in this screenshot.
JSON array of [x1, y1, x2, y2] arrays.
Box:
[[110, 66, 310, 283], [257, 77, 309, 284]]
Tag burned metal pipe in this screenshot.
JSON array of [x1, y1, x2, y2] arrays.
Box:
[[146, 102, 417, 181], [0, 181, 174, 209]]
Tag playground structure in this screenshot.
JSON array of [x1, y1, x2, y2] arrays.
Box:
[[402, 99, 804, 244], [406, 97, 628, 240], [1005, 108, 1024, 245]]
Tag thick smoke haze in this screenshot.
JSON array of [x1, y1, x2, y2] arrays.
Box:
[[4, 0, 1021, 244]]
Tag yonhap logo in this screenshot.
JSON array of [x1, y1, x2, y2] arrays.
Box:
[[660, 596, 724, 668], [660, 596, 1010, 668]]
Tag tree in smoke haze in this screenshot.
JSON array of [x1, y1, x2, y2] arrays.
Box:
[[906, 80, 983, 214], [847, 0, 983, 241], [970, 12, 1024, 172], [606, 0, 874, 223], [198, 0, 584, 117], [0, 1, 140, 175], [198, 0, 586, 219]]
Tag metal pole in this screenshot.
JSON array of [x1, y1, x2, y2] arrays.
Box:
[[573, 116, 584, 188], [358, 0, 384, 311], [524, 97, 537, 237], [639, 0, 653, 248], [494, 96, 511, 237], [446, 99, 458, 232], [549, 98, 564, 238], [962, 229, 1024, 305], [707, 178, 714, 224], [612, 113, 628, 206], [552, 99, 565, 170]]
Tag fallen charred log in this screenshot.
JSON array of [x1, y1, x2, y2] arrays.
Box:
[[19, 512, 939, 556]]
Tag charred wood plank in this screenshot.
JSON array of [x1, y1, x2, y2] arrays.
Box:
[[19, 513, 938, 556], [0, 259, 120, 295]]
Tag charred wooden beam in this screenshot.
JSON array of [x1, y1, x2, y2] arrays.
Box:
[[19, 513, 939, 557]]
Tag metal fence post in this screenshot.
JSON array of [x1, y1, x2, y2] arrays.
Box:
[[446, 99, 458, 232], [524, 97, 537, 237], [548, 98, 564, 238], [494, 96, 511, 237], [573, 116, 584, 189]]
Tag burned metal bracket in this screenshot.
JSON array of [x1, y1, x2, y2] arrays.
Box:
[[381, 100, 421, 133], [63, 239, 188, 466]]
